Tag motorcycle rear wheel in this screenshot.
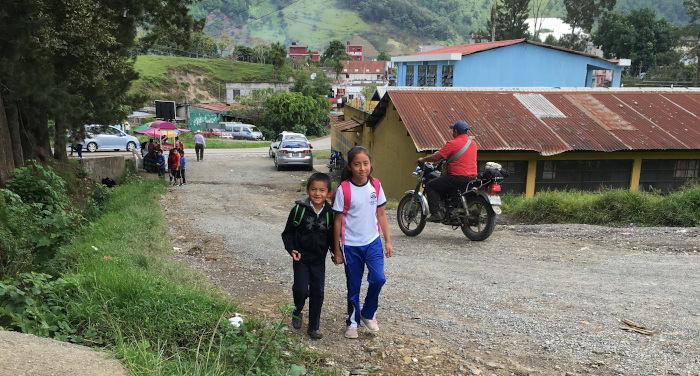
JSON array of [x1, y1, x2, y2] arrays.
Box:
[[397, 193, 426, 236], [461, 196, 496, 241]]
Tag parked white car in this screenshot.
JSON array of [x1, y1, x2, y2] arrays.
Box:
[[269, 132, 310, 158]]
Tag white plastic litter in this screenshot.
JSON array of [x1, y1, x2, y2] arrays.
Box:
[[228, 313, 244, 327]]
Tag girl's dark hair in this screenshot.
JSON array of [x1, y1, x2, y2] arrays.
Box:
[[340, 146, 374, 184], [307, 172, 332, 190]]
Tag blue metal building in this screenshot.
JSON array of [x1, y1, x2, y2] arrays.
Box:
[[392, 39, 630, 88]]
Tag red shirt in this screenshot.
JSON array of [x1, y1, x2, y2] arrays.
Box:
[[168, 152, 180, 170], [176, 140, 184, 150], [437, 134, 478, 177]]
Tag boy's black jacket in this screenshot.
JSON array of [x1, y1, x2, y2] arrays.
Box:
[[281, 198, 334, 265]]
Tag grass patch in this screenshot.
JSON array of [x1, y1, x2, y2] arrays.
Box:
[[313, 150, 331, 159], [46, 178, 330, 374], [502, 183, 700, 227]]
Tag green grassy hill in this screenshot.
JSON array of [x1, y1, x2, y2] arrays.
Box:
[[194, 0, 691, 57], [130, 55, 281, 104]]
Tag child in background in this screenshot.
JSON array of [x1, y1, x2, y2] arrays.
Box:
[[179, 150, 187, 185], [281, 173, 334, 340], [332, 146, 393, 339], [168, 148, 180, 186], [156, 150, 166, 177]]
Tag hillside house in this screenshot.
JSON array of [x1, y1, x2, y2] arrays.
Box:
[[331, 87, 700, 199], [288, 43, 321, 61], [338, 60, 389, 84], [392, 39, 630, 88], [347, 45, 364, 61]]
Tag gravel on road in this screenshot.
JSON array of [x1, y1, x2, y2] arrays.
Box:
[[165, 151, 700, 376]]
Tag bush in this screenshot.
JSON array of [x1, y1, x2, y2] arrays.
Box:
[[504, 183, 700, 227], [6, 161, 69, 212]]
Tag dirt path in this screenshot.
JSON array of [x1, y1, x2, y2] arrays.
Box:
[[165, 151, 700, 376]]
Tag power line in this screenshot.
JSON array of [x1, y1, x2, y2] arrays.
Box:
[[247, 0, 303, 23]]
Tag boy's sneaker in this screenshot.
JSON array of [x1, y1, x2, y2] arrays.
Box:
[[360, 316, 379, 332], [344, 325, 358, 339], [291, 313, 302, 329], [307, 329, 323, 340]]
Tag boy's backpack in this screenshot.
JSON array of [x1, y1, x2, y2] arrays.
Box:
[[292, 203, 331, 230], [332, 178, 381, 246]]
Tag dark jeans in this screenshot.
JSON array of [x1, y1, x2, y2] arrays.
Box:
[[425, 175, 473, 214], [75, 144, 83, 158], [180, 169, 186, 183], [195, 144, 204, 160], [292, 261, 325, 331]]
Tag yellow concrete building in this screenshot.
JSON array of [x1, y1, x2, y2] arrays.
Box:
[[331, 87, 700, 200]]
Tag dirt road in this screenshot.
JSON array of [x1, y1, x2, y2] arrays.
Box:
[[165, 150, 700, 376]]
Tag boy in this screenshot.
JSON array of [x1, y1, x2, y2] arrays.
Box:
[[178, 150, 187, 185], [281, 173, 334, 340], [156, 150, 166, 177], [167, 148, 180, 185]]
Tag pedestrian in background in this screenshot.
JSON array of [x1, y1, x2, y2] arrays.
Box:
[[194, 130, 206, 161]]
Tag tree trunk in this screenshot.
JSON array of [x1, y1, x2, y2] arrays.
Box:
[[53, 116, 67, 161], [7, 102, 23, 169], [491, 1, 498, 42], [0, 94, 17, 187]]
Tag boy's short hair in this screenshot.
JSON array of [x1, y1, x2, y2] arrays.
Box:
[[306, 172, 331, 191]]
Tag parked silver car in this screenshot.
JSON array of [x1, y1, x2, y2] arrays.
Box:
[[274, 139, 313, 171], [269, 132, 310, 158], [84, 125, 140, 152]]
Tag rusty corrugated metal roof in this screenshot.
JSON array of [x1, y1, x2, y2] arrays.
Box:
[[190, 103, 231, 113], [410, 39, 525, 56], [335, 119, 362, 131], [385, 89, 700, 154]]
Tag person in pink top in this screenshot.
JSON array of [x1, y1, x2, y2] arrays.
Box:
[[417, 120, 478, 222]]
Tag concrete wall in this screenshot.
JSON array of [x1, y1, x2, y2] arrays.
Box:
[[80, 155, 129, 184], [226, 82, 291, 103]]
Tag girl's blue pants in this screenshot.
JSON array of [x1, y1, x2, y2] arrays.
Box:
[[342, 236, 386, 327]]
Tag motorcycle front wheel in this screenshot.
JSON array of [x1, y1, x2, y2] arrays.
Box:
[[397, 193, 426, 236], [461, 195, 497, 241]]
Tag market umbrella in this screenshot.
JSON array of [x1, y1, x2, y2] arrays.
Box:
[[134, 122, 153, 133], [149, 120, 177, 129], [140, 128, 179, 138]]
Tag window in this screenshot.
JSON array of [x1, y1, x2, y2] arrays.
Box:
[[406, 65, 414, 86], [442, 65, 453, 87], [417, 65, 426, 86], [674, 160, 699, 178], [641, 159, 700, 192], [426, 65, 437, 86], [535, 160, 633, 192]]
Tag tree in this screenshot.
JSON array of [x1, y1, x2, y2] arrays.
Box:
[[377, 52, 391, 61], [563, 0, 616, 47], [361, 84, 380, 102], [683, 0, 700, 85], [291, 70, 333, 98], [262, 92, 331, 137], [330, 59, 345, 80], [0, 0, 201, 185], [593, 8, 678, 77], [217, 33, 236, 58], [267, 42, 287, 78], [493, 0, 531, 40], [321, 39, 351, 63], [530, 0, 553, 40]]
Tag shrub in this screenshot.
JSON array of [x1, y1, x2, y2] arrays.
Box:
[[6, 161, 69, 212]]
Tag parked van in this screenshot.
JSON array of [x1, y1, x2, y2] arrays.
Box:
[[221, 122, 264, 140]]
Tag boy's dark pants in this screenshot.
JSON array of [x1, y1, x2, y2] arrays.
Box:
[[292, 261, 325, 331], [180, 169, 186, 183]]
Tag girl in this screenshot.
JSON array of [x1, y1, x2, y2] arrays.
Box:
[[332, 146, 393, 339]]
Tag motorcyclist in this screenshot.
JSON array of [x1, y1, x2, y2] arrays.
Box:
[[416, 120, 478, 222]]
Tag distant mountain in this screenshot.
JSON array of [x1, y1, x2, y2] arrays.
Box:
[[190, 0, 691, 56]]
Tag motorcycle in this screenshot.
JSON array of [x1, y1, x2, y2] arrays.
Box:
[[396, 160, 507, 241], [327, 149, 346, 172]]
